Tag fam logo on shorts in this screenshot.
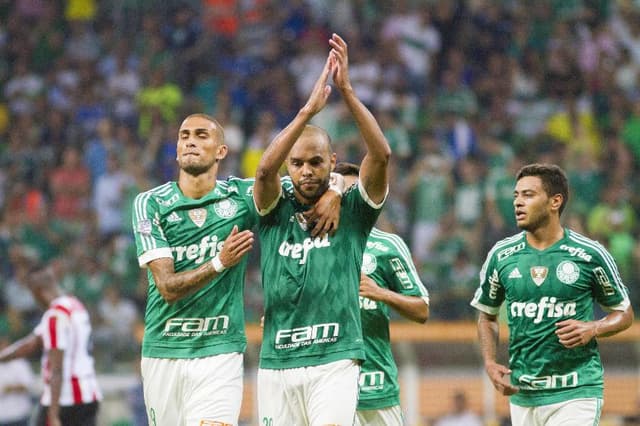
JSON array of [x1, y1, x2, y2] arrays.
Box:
[[199, 421, 231, 426], [556, 260, 580, 284], [530, 266, 548, 286], [361, 252, 377, 275], [213, 198, 238, 219]]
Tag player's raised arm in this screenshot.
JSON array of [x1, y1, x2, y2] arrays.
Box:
[[254, 55, 334, 211], [329, 33, 390, 204]]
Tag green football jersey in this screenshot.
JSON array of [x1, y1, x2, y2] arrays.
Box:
[[358, 228, 429, 411], [471, 229, 631, 407], [132, 177, 258, 359], [259, 178, 383, 369]]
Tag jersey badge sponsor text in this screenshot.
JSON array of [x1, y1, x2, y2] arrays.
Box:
[[556, 261, 580, 284], [136, 219, 152, 235], [188, 208, 207, 227], [294, 212, 309, 231], [213, 198, 238, 218], [530, 266, 548, 286]]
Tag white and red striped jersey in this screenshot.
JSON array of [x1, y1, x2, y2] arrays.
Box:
[[34, 295, 102, 406]]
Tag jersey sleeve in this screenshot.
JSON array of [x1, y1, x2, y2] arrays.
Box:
[[132, 191, 172, 267], [379, 234, 429, 302], [589, 245, 631, 311], [35, 310, 72, 351], [470, 245, 504, 315]]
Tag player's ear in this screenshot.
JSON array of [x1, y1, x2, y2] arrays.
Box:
[[216, 144, 229, 162], [550, 193, 563, 213], [330, 152, 337, 171]]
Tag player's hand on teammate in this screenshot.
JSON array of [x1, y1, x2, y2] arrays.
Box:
[[304, 189, 341, 238], [328, 33, 352, 93], [359, 274, 387, 301], [485, 361, 519, 396], [555, 319, 598, 348], [218, 225, 254, 268]]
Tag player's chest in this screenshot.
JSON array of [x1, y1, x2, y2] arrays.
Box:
[[498, 251, 591, 299], [162, 199, 251, 237]]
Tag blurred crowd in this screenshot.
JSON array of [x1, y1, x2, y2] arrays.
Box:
[[1, 0, 640, 371]]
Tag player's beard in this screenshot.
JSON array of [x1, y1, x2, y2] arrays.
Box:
[[292, 177, 330, 204], [179, 157, 216, 177], [517, 209, 551, 233]]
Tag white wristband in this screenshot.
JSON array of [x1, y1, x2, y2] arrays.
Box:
[[328, 172, 345, 197], [211, 255, 226, 273], [328, 184, 343, 197]]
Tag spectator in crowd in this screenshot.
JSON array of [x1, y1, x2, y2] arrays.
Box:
[[0, 318, 35, 426], [434, 390, 482, 426]]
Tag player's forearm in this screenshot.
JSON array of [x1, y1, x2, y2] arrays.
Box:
[[48, 349, 63, 421], [594, 305, 634, 338], [254, 108, 314, 209], [477, 313, 500, 367], [378, 290, 429, 323], [257, 108, 314, 179], [0, 334, 40, 362], [152, 260, 219, 304], [48, 371, 62, 419], [340, 86, 391, 163]]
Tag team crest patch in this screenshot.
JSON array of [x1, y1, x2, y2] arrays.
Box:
[[361, 253, 377, 274], [556, 260, 580, 284], [213, 198, 238, 218], [294, 212, 309, 231], [188, 208, 207, 227], [530, 266, 548, 286], [136, 219, 152, 235]]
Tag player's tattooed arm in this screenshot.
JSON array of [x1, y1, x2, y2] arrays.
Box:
[[149, 226, 254, 304]]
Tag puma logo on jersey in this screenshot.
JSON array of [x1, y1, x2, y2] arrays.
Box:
[[510, 296, 577, 324], [278, 234, 330, 265], [508, 268, 522, 279]]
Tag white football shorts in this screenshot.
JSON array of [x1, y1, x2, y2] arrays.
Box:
[[141, 352, 243, 426], [258, 359, 360, 426], [510, 397, 602, 426]]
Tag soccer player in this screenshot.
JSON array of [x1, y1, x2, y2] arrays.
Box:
[[471, 163, 634, 426], [253, 33, 391, 426], [131, 113, 340, 426], [0, 264, 102, 426], [132, 113, 255, 425], [336, 162, 430, 426]]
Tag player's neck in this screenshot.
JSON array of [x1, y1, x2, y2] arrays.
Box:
[[178, 169, 218, 199], [525, 222, 564, 250]]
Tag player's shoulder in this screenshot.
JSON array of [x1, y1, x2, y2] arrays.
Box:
[[563, 228, 613, 261], [367, 227, 409, 254], [219, 176, 256, 196], [133, 181, 176, 205]]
